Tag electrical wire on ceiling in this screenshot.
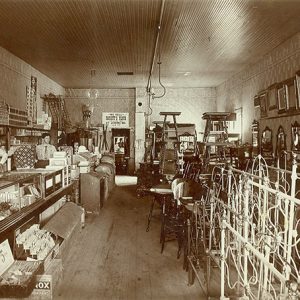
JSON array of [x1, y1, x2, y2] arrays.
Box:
[[152, 50, 166, 100], [145, 0, 166, 116]]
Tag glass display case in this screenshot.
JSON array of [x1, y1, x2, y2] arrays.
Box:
[[0, 173, 41, 222], [10, 168, 69, 198]]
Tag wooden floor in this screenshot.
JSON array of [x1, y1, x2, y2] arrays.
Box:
[[55, 177, 206, 300]]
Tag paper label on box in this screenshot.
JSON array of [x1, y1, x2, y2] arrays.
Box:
[[55, 174, 61, 183], [31, 274, 52, 299], [46, 178, 53, 189], [0, 239, 14, 276]]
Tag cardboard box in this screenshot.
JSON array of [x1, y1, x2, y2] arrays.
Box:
[[30, 258, 63, 300], [0, 240, 44, 298], [43, 202, 83, 263]]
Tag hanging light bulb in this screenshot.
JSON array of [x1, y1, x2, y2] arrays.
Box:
[[87, 88, 99, 99], [87, 69, 99, 99]]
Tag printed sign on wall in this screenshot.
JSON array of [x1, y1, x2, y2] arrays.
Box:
[[102, 112, 129, 128]]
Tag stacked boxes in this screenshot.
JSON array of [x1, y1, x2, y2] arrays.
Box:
[[46, 152, 71, 187], [8, 106, 28, 127]]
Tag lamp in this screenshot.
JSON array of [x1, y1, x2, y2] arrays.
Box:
[[82, 104, 94, 128], [87, 69, 99, 99]]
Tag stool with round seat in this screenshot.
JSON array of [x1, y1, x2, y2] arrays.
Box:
[[145, 183, 173, 233]]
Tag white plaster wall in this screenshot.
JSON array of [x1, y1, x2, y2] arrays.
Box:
[[149, 88, 217, 138], [216, 33, 300, 143], [134, 87, 217, 168], [0, 46, 64, 116]]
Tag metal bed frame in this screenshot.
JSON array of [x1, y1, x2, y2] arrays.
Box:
[[187, 153, 300, 299]]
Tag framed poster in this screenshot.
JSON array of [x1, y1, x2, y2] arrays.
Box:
[[102, 112, 129, 128], [283, 77, 297, 111], [267, 83, 277, 111], [259, 91, 267, 118], [277, 84, 287, 113]]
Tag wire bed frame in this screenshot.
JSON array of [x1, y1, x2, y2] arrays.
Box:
[[187, 153, 300, 299]]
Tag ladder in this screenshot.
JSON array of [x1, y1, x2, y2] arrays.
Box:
[[159, 112, 181, 178], [202, 112, 232, 166]]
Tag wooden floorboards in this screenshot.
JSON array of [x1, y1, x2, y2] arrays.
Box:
[[55, 181, 206, 300]]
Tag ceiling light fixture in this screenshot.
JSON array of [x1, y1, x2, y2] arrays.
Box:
[[145, 0, 166, 116], [87, 69, 99, 99]]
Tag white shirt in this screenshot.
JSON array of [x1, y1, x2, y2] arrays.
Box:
[[36, 143, 56, 160]]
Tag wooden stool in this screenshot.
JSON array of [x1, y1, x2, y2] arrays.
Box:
[[145, 184, 173, 232]]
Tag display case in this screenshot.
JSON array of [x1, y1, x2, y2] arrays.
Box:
[[0, 172, 75, 266], [4, 169, 66, 199], [0, 173, 42, 222]]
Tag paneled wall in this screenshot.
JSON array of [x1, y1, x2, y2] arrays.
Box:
[[216, 33, 300, 147], [64, 88, 135, 156], [0, 46, 64, 116]]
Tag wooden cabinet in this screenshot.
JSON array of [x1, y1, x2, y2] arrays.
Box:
[[80, 172, 105, 213]]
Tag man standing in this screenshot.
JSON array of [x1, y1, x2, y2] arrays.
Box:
[[36, 133, 56, 168]]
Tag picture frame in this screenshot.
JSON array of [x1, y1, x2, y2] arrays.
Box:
[[259, 90, 267, 118], [277, 83, 287, 113], [267, 83, 277, 111], [254, 95, 260, 108], [283, 77, 297, 111]]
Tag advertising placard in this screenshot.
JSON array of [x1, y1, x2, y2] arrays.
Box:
[[102, 112, 129, 128]]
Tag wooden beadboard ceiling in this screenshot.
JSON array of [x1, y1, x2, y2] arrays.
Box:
[[0, 0, 299, 89]]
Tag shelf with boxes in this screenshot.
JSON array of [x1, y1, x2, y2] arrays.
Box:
[[0, 125, 52, 153], [0, 201, 82, 298]]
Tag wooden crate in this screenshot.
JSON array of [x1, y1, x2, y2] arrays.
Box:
[[0, 240, 44, 298]]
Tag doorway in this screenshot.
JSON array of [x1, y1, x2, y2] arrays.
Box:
[[111, 128, 130, 175]]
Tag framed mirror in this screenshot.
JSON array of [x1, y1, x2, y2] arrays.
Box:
[[275, 125, 286, 167], [291, 121, 300, 152], [261, 126, 273, 157]]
